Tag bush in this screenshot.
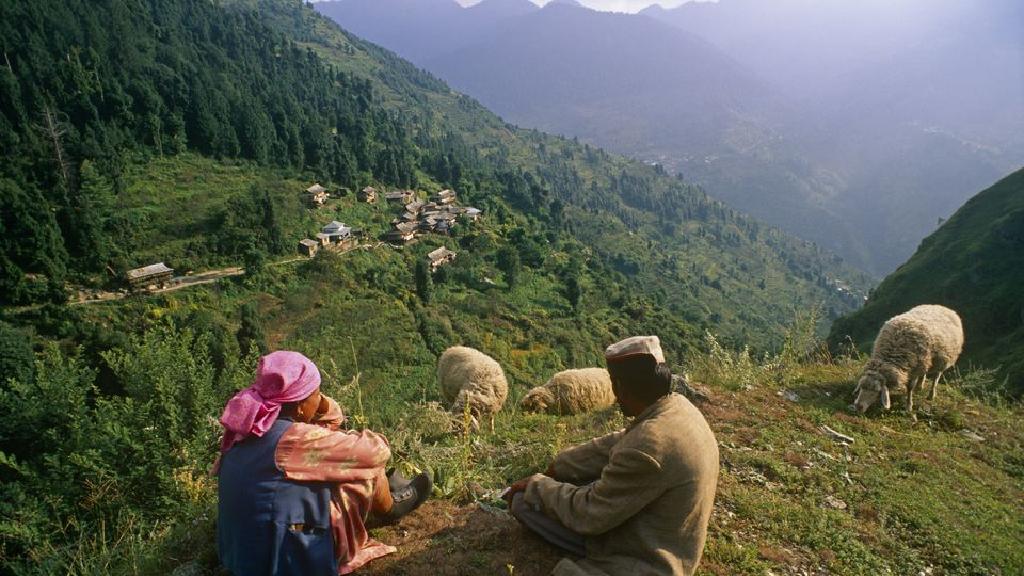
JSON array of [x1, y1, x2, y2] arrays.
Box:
[[0, 324, 253, 574]]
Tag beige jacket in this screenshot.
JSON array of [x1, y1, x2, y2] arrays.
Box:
[[524, 394, 719, 576]]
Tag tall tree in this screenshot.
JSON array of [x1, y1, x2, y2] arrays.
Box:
[[415, 259, 433, 304]]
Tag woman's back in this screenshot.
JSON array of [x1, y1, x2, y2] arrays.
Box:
[[218, 418, 337, 576]]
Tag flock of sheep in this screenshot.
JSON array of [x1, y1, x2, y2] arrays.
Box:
[[435, 304, 965, 427], [437, 347, 619, 429]]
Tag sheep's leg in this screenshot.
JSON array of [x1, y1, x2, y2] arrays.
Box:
[[929, 371, 942, 401], [906, 374, 921, 418], [490, 413, 495, 434]]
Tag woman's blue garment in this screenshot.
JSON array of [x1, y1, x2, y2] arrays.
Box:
[[218, 417, 337, 576]]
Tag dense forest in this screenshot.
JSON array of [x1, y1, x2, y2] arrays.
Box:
[[0, 0, 890, 573], [0, 0, 425, 303]]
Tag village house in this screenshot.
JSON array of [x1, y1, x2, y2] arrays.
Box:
[[404, 200, 425, 214], [431, 189, 456, 205], [321, 220, 352, 241], [418, 217, 437, 231], [315, 232, 331, 247], [400, 210, 418, 222], [126, 262, 174, 291], [305, 183, 329, 208], [384, 189, 415, 204], [358, 186, 377, 203], [320, 221, 356, 252], [427, 246, 456, 271], [298, 239, 319, 257], [387, 221, 419, 244], [463, 207, 482, 222]]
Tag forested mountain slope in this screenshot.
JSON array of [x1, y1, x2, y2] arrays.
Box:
[[0, 0, 865, 347], [828, 169, 1024, 395]]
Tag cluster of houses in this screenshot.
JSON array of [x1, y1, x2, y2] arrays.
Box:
[[297, 184, 480, 271], [384, 189, 482, 245]]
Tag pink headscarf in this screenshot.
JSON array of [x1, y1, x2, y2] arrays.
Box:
[[219, 351, 321, 452]]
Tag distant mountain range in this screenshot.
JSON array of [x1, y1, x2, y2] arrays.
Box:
[[316, 0, 1024, 275]]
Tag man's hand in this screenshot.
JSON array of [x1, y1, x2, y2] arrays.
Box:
[[502, 476, 533, 505]]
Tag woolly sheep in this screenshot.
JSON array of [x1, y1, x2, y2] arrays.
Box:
[[520, 368, 616, 415], [852, 305, 963, 418], [437, 346, 508, 431]]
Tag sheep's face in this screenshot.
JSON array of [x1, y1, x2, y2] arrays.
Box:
[[520, 388, 552, 413], [852, 371, 891, 413]]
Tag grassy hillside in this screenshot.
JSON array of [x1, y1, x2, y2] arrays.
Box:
[[828, 169, 1024, 395], [5, 287, 1021, 574]]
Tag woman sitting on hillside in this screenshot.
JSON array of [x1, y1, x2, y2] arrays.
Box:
[[216, 351, 431, 575]]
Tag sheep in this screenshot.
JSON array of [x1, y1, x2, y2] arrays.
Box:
[[852, 304, 964, 418], [437, 346, 508, 431], [520, 368, 616, 415]]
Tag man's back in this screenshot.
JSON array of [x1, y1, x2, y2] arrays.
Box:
[[529, 393, 719, 576]]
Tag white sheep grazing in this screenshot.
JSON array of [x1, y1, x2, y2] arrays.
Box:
[[852, 304, 964, 418], [520, 368, 616, 415], [437, 346, 508, 431]]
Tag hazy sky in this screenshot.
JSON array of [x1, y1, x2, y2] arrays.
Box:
[[455, 1, 699, 13]]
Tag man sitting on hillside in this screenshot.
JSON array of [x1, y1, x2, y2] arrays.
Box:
[[504, 336, 719, 576]]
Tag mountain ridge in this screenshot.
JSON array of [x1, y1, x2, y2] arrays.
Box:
[[317, 0, 1024, 275]]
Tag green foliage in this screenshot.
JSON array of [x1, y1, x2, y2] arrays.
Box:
[[0, 321, 35, 388], [496, 245, 521, 289], [688, 331, 776, 390], [0, 324, 254, 574], [0, 0, 424, 298], [237, 302, 269, 356]]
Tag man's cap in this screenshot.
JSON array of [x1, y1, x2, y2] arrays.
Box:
[[605, 336, 665, 364]]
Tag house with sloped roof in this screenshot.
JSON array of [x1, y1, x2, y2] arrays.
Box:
[[384, 190, 415, 204], [305, 183, 329, 207], [431, 189, 456, 205], [298, 239, 319, 257], [427, 246, 456, 270], [387, 221, 419, 244], [321, 220, 352, 241], [358, 186, 377, 203], [126, 262, 174, 291]]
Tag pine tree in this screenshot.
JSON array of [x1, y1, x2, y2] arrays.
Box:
[[415, 259, 433, 304], [497, 246, 521, 290], [236, 302, 268, 356]]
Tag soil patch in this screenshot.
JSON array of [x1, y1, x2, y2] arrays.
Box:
[[364, 500, 566, 575]]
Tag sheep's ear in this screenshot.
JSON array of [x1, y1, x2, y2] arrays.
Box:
[[880, 385, 891, 410]]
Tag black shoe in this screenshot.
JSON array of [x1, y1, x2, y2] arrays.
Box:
[[367, 471, 432, 528], [386, 468, 406, 493]]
